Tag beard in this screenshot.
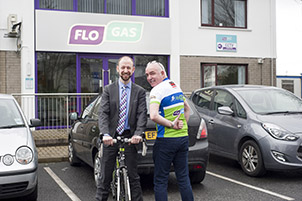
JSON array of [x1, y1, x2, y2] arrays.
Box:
[[120, 72, 132, 82]]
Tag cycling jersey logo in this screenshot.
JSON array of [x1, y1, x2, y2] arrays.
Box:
[[173, 110, 180, 116], [173, 108, 184, 116], [169, 81, 176, 88]]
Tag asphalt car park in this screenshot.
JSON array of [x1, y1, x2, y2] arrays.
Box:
[[68, 94, 209, 186], [34, 159, 302, 201], [189, 85, 302, 177]]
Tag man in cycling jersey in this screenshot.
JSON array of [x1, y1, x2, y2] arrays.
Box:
[[145, 61, 194, 201]]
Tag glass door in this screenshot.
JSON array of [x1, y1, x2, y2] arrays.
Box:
[[78, 55, 122, 93]]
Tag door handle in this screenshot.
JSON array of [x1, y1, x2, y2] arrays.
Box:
[[208, 119, 214, 125], [108, 69, 112, 84], [91, 125, 97, 133]]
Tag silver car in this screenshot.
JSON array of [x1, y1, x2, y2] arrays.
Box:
[[190, 85, 302, 177], [0, 94, 41, 200]]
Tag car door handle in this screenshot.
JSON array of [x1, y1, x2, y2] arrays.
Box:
[[91, 125, 97, 133], [208, 119, 214, 125]]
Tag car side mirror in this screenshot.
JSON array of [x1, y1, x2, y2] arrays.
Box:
[[70, 112, 79, 120], [218, 106, 234, 116], [29, 119, 41, 127]]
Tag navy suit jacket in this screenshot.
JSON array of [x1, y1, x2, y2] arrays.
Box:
[[98, 81, 147, 137]]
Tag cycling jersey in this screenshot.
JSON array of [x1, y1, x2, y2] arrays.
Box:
[[149, 78, 188, 138]]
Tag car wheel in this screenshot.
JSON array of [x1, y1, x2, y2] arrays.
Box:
[[94, 152, 102, 187], [68, 138, 80, 166], [189, 170, 206, 184], [25, 183, 38, 201], [239, 140, 266, 177]]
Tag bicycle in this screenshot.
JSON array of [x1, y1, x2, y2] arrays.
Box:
[[98, 133, 147, 201]]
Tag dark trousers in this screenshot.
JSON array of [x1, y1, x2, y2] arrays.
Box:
[[96, 134, 143, 201], [153, 136, 194, 201]]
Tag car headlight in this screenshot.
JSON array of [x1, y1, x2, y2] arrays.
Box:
[[3, 154, 14, 166], [262, 123, 299, 141], [15, 146, 33, 164]]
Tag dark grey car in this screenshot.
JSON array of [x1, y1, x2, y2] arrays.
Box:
[[68, 94, 208, 185], [190, 85, 302, 177]]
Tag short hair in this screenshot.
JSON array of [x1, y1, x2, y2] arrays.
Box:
[[147, 60, 166, 75], [117, 56, 134, 66]]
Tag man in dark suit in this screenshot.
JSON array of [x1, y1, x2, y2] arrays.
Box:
[[96, 56, 147, 201]]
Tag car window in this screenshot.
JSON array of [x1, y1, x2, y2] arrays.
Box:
[[235, 99, 247, 118], [92, 97, 102, 120], [213, 90, 234, 112], [237, 88, 302, 114], [191, 89, 213, 110], [0, 99, 25, 127], [81, 97, 99, 119]]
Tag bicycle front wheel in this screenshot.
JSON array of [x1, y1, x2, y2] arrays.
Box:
[[119, 168, 131, 201]]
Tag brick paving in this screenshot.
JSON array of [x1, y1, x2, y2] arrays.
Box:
[[32, 129, 69, 163]]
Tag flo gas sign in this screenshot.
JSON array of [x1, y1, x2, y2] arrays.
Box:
[[68, 21, 143, 45], [69, 25, 105, 45], [105, 21, 143, 42]]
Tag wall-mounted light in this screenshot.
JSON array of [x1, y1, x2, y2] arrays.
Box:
[[4, 14, 21, 38], [4, 22, 22, 38]]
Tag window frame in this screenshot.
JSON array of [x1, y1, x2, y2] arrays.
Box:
[[35, 0, 169, 17], [201, 63, 248, 88], [200, 0, 247, 29]]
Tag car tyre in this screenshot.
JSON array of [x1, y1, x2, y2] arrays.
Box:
[[239, 140, 266, 177], [68, 138, 81, 166], [94, 152, 102, 187], [189, 170, 206, 184]]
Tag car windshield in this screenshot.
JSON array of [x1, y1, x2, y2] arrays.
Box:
[[236, 88, 302, 114], [0, 99, 25, 128]]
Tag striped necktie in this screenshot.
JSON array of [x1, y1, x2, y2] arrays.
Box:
[[116, 86, 127, 135]]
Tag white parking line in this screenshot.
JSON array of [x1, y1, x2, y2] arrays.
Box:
[[206, 171, 295, 201], [44, 167, 82, 201]]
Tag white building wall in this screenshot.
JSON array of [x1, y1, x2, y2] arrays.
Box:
[[179, 0, 276, 58], [0, 0, 35, 119], [276, 0, 302, 76]]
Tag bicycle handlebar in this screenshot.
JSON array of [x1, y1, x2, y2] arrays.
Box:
[[98, 132, 147, 157]]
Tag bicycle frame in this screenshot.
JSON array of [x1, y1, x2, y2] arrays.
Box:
[[112, 136, 131, 201], [98, 134, 147, 201]]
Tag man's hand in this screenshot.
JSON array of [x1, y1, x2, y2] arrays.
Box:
[[131, 135, 142, 144], [103, 135, 113, 146], [172, 114, 183, 130]]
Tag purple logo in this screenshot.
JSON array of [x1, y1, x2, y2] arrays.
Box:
[[173, 110, 181, 116], [69, 25, 105, 45]]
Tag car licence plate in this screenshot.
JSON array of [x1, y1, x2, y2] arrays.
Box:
[[145, 131, 157, 140]]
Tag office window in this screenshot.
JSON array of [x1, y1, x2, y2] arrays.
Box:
[[201, 64, 247, 87], [78, 0, 105, 13], [281, 80, 294, 93], [136, 0, 166, 16], [37, 0, 168, 17], [37, 53, 76, 93], [107, 0, 132, 15], [39, 0, 74, 10], [201, 0, 247, 28]]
